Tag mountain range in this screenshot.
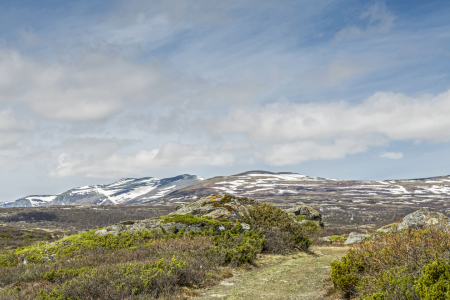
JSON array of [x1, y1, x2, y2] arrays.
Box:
[[3, 171, 450, 222], [1, 174, 202, 207]]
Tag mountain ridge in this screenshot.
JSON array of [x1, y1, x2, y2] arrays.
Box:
[[1, 174, 202, 207]]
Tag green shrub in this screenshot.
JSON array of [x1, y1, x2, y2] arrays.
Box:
[[212, 222, 265, 266], [330, 235, 346, 243], [300, 220, 321, 235], [417, 259, 450, 299], [241, 203, 311, 251], [296, 215, 308, 221], [41, 267, 89, 283], [331, 225, 450, 298], [370, 268, 419, 300], [0, 251, 17, 267], [158, 214, 222, 226], [40, 257, 188, 300], [330, 256, 361, 295]]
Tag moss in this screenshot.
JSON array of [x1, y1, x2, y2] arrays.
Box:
[[158, 214, 222, 227], [296, 215, 308, 221], [330, 235, 346, 243]]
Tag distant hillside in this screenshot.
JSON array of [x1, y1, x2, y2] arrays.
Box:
[[156, 171, 450, 227], [1, 174, 202, 207]]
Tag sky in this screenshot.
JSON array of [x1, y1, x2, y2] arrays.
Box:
[[1, 0, 450, 202]]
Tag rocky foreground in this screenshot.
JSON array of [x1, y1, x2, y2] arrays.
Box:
[[95, 194, 323, 237]]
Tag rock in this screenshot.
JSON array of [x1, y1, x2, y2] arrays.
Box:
[[320, 236, 332, 243], [42, 254, 56, 263], [95, 195, 265, 236], [95, 229, 109, 236], [397, 209, 450, 231], [344, 232, 370, 245], [241, 222, 251, 230], [17, 253, 29, 265], [286, 205, 324, 227], [171, 194, 258, 222]]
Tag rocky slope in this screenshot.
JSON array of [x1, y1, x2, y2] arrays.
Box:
[[157, 171, 450, 227], [1, 174, 202, 207]]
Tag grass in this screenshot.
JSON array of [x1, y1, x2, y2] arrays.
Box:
[[195, 246, 349, 300], [0, 198, 323, 300], [158, 214, 224, 227]]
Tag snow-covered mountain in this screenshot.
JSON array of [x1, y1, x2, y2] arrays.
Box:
[[1, 174, 202, 207], [159, 171, 450, 207]]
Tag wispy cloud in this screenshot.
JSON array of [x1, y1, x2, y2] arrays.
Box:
[[335, 1, 396, 41], [379, 151, 403, 159]]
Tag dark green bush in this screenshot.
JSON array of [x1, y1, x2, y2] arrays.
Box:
[[0, 252, 17, 267], [331, 225, 450, 298], [213, 221, 265, 266], [417, 258, 450, 300], [241, 203, 311, 252]]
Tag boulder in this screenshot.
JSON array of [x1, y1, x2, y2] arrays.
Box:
[[344, 232, 370, 245], [397, 209, 450, 231], [172, 194, 258, 222], [285, 205, 324, 227], [96, 195, 257, 236], [320, 236, 332, 243]]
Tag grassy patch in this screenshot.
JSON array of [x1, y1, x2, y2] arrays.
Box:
[[158, 214, 223, 226]]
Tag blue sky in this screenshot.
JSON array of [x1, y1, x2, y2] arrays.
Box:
[[1, 0, 450, 201]]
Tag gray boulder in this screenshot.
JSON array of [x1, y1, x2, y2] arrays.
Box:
[[96, 195, 257, 236], [320, 236, 332, 243], [172, 194, 258, 222], [286, 205, 324, 227], [397, 209, 450, 231], [344, 232, 370, 245]]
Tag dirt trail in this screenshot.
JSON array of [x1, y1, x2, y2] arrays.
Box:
[[194, 247, 348, 300]]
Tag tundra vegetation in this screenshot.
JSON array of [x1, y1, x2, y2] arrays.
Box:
[[0, 197, 319, 300], [330, 222, 450, 299]]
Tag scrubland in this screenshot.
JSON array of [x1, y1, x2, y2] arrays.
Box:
[[0, 203, 317, 300]]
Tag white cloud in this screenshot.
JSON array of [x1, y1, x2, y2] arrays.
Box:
[[211, 89, 450, 164], [48, 142, 234, 178], [379, 151, 403, 159], [0, 50, 177, 121], [0, 109, 34, 148], [335, 2, 396, 41]]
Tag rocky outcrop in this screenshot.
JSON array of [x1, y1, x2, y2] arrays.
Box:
[[344, 232, 370, 245], [397, 209, 450, 231], [95, 194, 324, 236], [286, 205, 324, 227], [94, 218, 221, 236], [171, 194, 258, 222], [95, 195, 256, 236]]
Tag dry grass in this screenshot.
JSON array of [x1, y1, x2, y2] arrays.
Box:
[[193, 246, 349, 300]]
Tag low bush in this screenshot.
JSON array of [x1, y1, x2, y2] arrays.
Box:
[[241, 203, 312, 252], [330, 225, 450, 298], [212, 222, 265, 266], [416, 258, 450, 300], [158, 214, 222, 226]]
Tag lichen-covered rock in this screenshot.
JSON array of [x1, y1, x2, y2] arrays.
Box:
[[95, 218, 217, 236], [96, 195, 257, 236], [320, 236, 332, 243], [285, 205, 324, 227], [344, 232, 370, 245], [397, 209, 450, 231], [171, 194, 258, 222]]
